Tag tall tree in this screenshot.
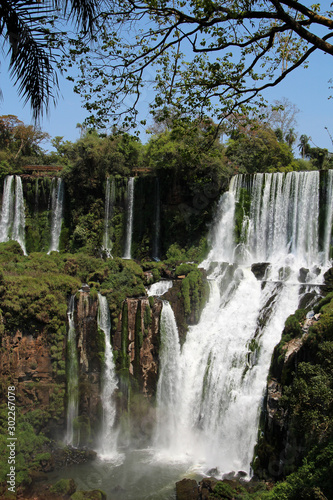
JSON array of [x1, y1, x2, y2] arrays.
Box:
[[0, 114, 49, 158], [0, 0, 100, 120], [264, 98, 300, 137], [285, 127, 297, 149], [298, 134, 311, 159], [65, 1, 333, 129]]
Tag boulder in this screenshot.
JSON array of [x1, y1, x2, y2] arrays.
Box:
[[70, 490, 107, 500], [50, 478, 77, 496], [251, 263, 270, 280], [176, 478, 199, 500]]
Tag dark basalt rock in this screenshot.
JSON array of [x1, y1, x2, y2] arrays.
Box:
[[176, 478, 199, 500], [251, 263, 270, 280], [298, 267, 309, 283]]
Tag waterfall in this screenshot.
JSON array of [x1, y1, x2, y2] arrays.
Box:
[[155, 171, 332, 476], [0, 175, 27, 254], [147, 280, 173, 297], [205, 171, 324, 268], [97, 293, 118, 458], [152, 177, 160, 260], [103, 177, 116, 257], [48, 178, 64, 253], [66, 295, 79, 446], [155, 301, 181, 451], [0, 175, 15, 244], [323, 169, 333, 265], [123, 177, 135, 259]]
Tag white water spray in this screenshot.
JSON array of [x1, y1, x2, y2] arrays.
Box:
[[147, 280, 173, 297], [155, 171, 333, 476], [155, 301, 182, 451], [97, 293, 119, 458], [103, 177, 116, 257], [0, 175, 27, 254], [48, 178, 64, 253], [123, 177, 135, 259]]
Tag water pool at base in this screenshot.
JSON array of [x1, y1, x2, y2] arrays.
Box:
[[47, 449, 203, 500]]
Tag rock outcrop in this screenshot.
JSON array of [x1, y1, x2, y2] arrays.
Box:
[[113, 296, 162, 397], [0, 328, 65, 439], [75, 290, 102, 444]]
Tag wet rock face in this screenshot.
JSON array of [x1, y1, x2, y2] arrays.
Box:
[[113, 297, 162, 397], [176, 478, 199, 500], [0, 329, 65, 438], [266, 378, 283, 428], [251, 263, 270, 281], [163, 280, 187, 343], [75, 291, 101, 433]]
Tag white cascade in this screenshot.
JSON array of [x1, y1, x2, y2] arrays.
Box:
[[48, 177, 64, 253], [147, 280, 173, 297], [12, 176, 27, 255], [103, 177, 116, 257], [155, 301, 182, 450], [0, 175, 27, 254], [155, 170, 332, 476], [123, 177, 135, 259], [0, 175, 15, 243], [66, 295, 79, 446], [97, 293, 119, 458], [323, 169, 333, 266]]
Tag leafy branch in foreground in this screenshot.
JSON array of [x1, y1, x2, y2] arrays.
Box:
[[64, 1, 333, 130], [0, 0, 102, 120]]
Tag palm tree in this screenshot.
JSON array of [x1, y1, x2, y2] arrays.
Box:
[[285, 127, 297, 149], [298, 134, 311, 159], [0, 0, 99, 120]]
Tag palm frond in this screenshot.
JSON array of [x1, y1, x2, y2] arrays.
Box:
[[54, 0, 100, 33], [1, 0, 59, 119]]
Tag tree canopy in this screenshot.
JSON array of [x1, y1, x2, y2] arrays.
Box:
[[65, 1, 333, 130]]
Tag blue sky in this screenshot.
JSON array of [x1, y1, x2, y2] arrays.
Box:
[[0, 45, 332, 154]]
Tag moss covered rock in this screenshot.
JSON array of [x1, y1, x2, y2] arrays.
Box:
[[50, 478, 77, 496], [70, 490, 107, 500]]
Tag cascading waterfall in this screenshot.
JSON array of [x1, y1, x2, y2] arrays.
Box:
[[103, 177, 116, 257], [0, 175, 27, 254], [323, 169, 333, 265], [48, 177, 64, 253], [152, 177, 161, 260], [0, 175, 15, 244], [97, 293, 119, 458], [147, 280, 173, 297], [123, 177, 135, 259], [155, 301, 181, 450], [155, 170, 333, 476], [66, 295, 79, 447]]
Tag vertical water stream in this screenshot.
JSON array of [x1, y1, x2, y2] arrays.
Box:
[[103, 177, 116, 257], [97, 293, 118, 458], [0, 175, 27, 254], [48, 177, 64, 253], [123, 177, 135, 259]]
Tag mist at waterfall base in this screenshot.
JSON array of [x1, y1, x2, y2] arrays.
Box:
[[55, 171, 332, 498]]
